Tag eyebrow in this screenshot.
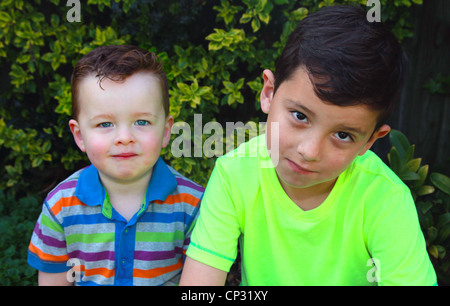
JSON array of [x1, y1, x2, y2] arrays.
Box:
[[89, 112, 156, 122], [132, 112, 156, 119], [286, 99, 316, 117], [335, 125, 365, 137], [90, 113, 114, 122], [285, 99, 366, 137]]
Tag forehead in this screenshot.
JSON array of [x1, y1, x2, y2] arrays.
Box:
[[76, 72, 164, 114], [79, 71, 161, 92], [275, 68, 379, 134]]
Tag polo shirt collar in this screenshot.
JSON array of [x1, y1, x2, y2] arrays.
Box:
[[75, 157, 177, 207]]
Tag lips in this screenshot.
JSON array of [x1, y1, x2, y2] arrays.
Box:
[[286, 159, 317, 175], [112, 152, 138, 159]]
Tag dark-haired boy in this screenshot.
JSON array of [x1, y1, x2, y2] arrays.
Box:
[[28, 45, 204, 285], [180, 5, 436, 285]]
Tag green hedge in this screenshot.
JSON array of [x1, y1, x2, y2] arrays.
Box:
[[2, 0, 449, 286]]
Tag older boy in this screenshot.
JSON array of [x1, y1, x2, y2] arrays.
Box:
[[180, 5, 436, 285], [28, 45, 204, 286]]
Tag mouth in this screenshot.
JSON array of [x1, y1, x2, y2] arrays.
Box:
[[112, 153, 138, 159], [286, 159, 317, 175]]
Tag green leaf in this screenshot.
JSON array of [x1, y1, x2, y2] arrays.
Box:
[[387, 146, 401, 173], [177, 82, 191, 94], [438, 223, 450, 244], [417, 201, 433, 215], [41, 52, 55, 62], [399, 171, 420, 181], [430, 172, 450, 196], [428, 245, 439, 259], [251, 17, 261, 32], [258, 11, 270, 24], [235, 78, 245, 89], [0, 11, 12, 27], [427, 226, 438, 243], [42, 140, 51, 153], [240, 13, 252, 24], [404, 144, 415, 162], [389, 129, 410, 160], [416, 185, 434, 197], [31, 157, 43, 168], [412, 165, 429, 188], [401, 158, 421, 174], [436, 212, 450, 229]]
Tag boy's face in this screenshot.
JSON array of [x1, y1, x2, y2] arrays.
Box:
[[69, 72, 173, 186], [260, 67, 390, 197]]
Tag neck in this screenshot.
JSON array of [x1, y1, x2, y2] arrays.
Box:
[[99, 172, 152, 221], [100, 173, 152, 199], [279, 177, 337, 211]]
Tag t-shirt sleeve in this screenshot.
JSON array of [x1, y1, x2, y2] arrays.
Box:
[[27, 202, 70, 273], [364, 188, 437, 286], [182, 194, 202, 262], [186, 159, 241, 272]]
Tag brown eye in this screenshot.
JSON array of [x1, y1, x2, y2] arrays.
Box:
[[292, 111, 307, 122], [336, 132, 352, 142]]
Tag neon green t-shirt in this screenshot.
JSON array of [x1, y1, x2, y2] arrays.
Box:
[[187, 135, 436, 285]]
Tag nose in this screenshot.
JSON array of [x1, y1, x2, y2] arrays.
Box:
[[115, 126, 135, 145], [296, 133, 322, 162]]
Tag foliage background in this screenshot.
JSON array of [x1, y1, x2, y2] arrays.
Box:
[[0, 0, 449, 285]]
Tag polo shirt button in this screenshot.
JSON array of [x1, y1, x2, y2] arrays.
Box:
[[121, 259, 126, 265]]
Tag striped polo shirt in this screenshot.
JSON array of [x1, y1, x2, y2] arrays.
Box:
[[27, 157, 204, 286]]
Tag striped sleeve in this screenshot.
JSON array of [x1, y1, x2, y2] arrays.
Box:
[[173, 176, 204, 261], [27, 201, 70, 273]]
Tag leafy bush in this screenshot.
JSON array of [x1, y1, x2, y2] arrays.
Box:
[[0, 190, 40, 285], [388, 130, 450, 285], [1, 0, 435, 286], [0, 0, 424, 192]]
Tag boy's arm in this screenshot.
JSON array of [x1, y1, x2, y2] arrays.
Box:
[[28, 202, 73, 283], [365, 189, 437, 285], [179, 257, 227, 286], [180, 159, 241, 285], [38, 271, 73, 286]]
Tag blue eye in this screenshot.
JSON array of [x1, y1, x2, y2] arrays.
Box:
[[99, 122, 113, 128], [135, 120, 149, 126]]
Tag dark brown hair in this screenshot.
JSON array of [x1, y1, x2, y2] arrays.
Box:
[[274, 5, 407, 129], [71, 45, 170, 119]]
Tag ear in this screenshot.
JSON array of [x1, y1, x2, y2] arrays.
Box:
[[358, 124, 391, 156], [162, 115, 174, 148], [69, 119, 86, 152], [260, 69, 276, 114]]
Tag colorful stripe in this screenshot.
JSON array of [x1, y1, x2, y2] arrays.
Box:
[[153, 193, 200, 207], [133, 259, 182, 279], [27, 160, 204, 286]]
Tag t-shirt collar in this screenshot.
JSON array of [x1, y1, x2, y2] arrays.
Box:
[[75, 157, 177, 207]]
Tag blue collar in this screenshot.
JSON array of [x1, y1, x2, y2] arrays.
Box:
[[75, 157, 177, 206]]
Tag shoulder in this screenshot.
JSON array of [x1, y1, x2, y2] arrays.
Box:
[[202, 135, 267, 209], [215, 134, 266, 177], [346, 150, 409, 194], [44, 168, 84, 209], [168, 166, 205, 201], [43, 167, 95, 221], [343, 151, 417, 222]]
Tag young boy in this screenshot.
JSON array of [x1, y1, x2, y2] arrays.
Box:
[[180, 5, 437, 285], [27, 45, 204, 286]]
